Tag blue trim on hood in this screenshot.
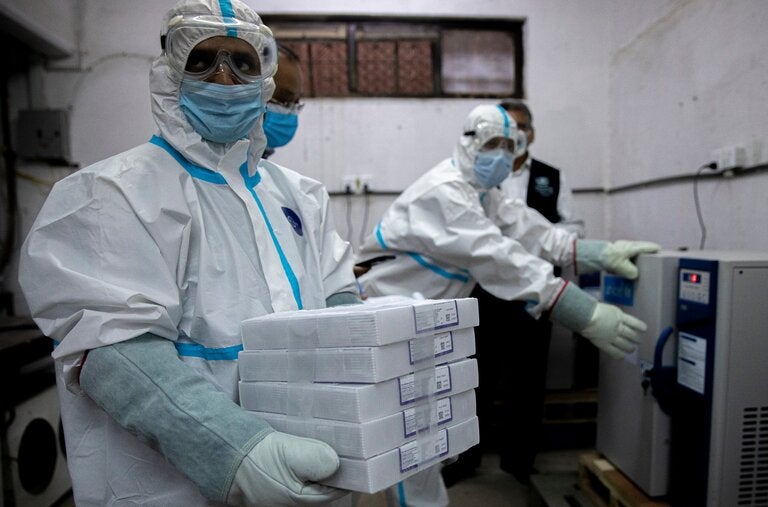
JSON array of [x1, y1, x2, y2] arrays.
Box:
[[218, 0, 238, 37], [496, 104, 510, 137]]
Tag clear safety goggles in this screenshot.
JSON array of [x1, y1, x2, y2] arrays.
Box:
[[163, 14, 278, 82], [465, 119, 527, 157], [184, 46, 263, 84]]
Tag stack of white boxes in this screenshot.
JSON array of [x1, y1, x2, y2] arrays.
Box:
[[238, 296, 480, 494]]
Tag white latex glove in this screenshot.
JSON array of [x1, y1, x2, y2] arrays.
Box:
[[226, 432, 348, 506], [600, 240, 660, 279], [581, 302, 647, 359]]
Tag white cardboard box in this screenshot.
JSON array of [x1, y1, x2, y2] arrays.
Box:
[[238, 327, 475, 383], [241, 297, 479, 349], [238, 357, 478, 422], [322, 416, 480, 493], [246, 389, 476, 459]]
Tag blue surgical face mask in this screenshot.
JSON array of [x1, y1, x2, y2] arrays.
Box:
[[179, 79, 264, 144], [473, 148, 514, 188], [263, 104, 299, 148]]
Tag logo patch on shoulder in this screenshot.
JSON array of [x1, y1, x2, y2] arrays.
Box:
[[534, 176, 554, 197], [282, 207, 303, 236]]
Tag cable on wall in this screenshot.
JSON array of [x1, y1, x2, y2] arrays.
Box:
[[344, 191, 354, 243], [572, 162, 768, 195], [569, 161, 768, 250], [693, 162, 718, 249], [358, 187, 371, 247]]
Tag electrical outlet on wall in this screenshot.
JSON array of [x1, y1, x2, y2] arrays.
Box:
[[358, 174, 373, 193], [341, 175, 357, 194], [341, 174, 374, 194], [751, 138, 767, 166], [711, 145, 747, 169]]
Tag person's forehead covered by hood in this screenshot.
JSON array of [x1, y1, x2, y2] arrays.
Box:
[[453, 104, 519, 182], [150, 0, 278, 167], [160, 0, 278, 84]]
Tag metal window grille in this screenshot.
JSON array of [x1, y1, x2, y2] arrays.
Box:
[[265, 17, 523, 99]]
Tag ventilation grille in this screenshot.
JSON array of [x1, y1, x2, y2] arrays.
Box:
[[738, 406, 768, 505]]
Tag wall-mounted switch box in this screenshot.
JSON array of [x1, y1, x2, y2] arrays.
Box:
[[17, 109, 71, 164]]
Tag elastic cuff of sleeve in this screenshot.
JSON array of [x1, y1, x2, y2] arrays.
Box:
[[326, 291, 363, 307], [550, 282, 598, 333], [575, 239, 610, 275]]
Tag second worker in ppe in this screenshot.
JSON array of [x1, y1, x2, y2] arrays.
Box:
[[18, 1, 359, 505], [263, 43, 304, 158], [356, 104, 659, 506]]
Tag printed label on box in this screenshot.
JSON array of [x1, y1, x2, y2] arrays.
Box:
[[413, 301, 459, 333], [434, 365, 452, 393], [398, 364, 452, 405], [398, 429, 449, 472], [430, 431, 449, 459], [434, 397, 453, 423], [408, 331, 454, 364], [402, 396, 453, 437]]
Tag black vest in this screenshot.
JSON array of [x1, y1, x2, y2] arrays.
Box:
[[525, 158, 561, 223]]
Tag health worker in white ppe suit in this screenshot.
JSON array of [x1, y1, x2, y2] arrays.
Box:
[[356, 104, 659, 506], [18, 1, 360, 505]]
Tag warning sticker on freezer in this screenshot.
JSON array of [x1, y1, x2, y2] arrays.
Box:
[[677, 332, 707, 394]]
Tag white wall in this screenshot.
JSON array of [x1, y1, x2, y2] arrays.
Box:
[[258, 0, 614, 247], [5, 0, 768, 316], [605, 0, 768, 250]]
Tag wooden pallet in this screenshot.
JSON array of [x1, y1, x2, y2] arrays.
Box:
[[577, 452, 670, 507], [543, 388, 598, 424]]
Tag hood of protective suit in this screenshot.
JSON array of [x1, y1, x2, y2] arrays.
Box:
[[452, 104, 519, 187], [150, 0, 276, 170]]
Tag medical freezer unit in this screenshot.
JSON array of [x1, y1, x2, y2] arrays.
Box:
[[596, 250, 768, 507]]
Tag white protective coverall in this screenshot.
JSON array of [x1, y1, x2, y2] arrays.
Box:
[[356, 105, 577, 507], [357, 104, 658, 507], [18, 0, 357, 505], [357, 104, 576, 320], [358, 105, 658, 507]]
